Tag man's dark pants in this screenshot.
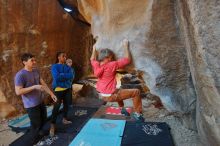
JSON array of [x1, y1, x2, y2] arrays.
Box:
[[26, 103, 47, 144], [51, 88, 72, 124]]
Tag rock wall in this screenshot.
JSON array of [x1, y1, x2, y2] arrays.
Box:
[[76, 0, 220, 145], [0, 0, 91, 114], [77, 0, 196, 129], [177, 0, 220, 145]]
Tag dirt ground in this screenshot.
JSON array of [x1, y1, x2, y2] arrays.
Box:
[[0, 119, 23, 146]]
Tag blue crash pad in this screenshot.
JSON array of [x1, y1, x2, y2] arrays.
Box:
[[69, 119, 126, 146]]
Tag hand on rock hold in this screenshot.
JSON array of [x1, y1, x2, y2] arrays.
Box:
[[122, 39, 129, 49]]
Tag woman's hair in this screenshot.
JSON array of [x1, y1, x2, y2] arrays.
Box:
[[98, 48, 114, 61], [55, 51, 65, 63]]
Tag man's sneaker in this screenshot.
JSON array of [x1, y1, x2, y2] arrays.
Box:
[[62, 118, 72, 124], [131, 112, 145, 122], [38, 130, 47, 137], [121, 107, 130, 116]]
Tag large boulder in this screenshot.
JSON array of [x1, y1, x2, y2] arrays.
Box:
[[0, 102, 17, 119], [177, 0, 220, 145], [77, 0, 196, 128], [76, 0, 220, 145]]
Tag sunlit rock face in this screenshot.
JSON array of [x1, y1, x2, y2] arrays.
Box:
[[77, 0, 196, 127], [0, 1, 90, 112]]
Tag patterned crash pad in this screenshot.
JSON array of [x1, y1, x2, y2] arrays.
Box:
[[105, 106, 132, 115], [121, 121, 174, 146], [10, 105, 174, 146]]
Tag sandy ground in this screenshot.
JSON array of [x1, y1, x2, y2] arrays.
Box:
[[0, 119, 23, 146], [0, 98, 201, 146]]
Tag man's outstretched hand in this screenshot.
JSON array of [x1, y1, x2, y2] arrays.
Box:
[[51, 94, 57, 102]]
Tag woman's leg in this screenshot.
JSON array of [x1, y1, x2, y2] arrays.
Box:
[[117, 100, 124, 107], [118, 89, 142, 113], [103, 89, 142, 113]]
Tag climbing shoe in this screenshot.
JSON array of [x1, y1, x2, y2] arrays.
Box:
[[121, 107, 130, 116], [131, 112, 145, 122]]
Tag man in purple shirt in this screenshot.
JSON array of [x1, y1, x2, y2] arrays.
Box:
[[14, 53, 57, 144]]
